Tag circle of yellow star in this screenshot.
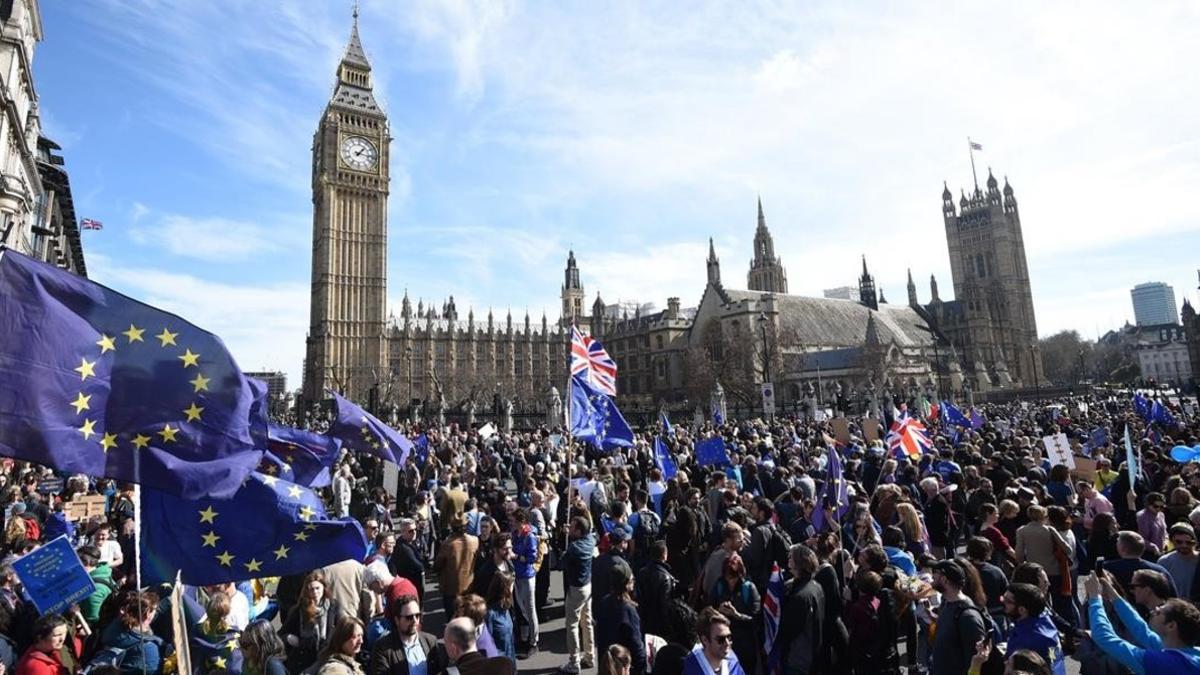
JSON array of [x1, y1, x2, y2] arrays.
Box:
[[96, 335, 116, 354], [100, 433, 119, 453], [157, 424, 179, 443], [299, 505, 316, 521], [131, 434, 151, 450], [189, 373, 211, 392], [74, 357, 96, 381], [201, 531, 220, 547], [70, 392, 91, 415], [287, 485, 303, 499], [78, 418, 97, 440], [198, 506, 218, 524], [273, 545, 290, 560], [156, 328, 179, 347], [244, 559, 262, 573], [293, 531, 310, 542], [183, 403, 204, 422], [122, 324, 145, 343], [215, 552, 234, 567], [178, 349, 200, 368]]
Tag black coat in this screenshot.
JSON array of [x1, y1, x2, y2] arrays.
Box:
[[634, 560, 676, 639], [390, 541, 426, 600], [594, 595, 646, 675]]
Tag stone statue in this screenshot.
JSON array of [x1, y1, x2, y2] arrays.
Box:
[[547, 386, 563, 428], [803, 381, 818, 420], [503, 398, 514, 433], [693, 405, 705, 430], [466, 399, 477, 427], [430, 373, 447, 429], [710, 381, 727, 423]]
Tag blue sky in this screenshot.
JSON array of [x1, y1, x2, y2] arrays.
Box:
[[36, 1, 1200, 387]]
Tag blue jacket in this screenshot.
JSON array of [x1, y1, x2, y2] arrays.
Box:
[[485, 608, 516, 663], [563, 533, 596, 589], [1006, 613, 1066, 675], [884, 547, 917, 576], [681, 645, 747, 675], [512, 528, 538, 579], [1087, 596, 1200, 675], [101, 621, 163, 675]]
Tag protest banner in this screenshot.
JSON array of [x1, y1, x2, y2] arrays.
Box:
[[12, 535, 95, 616], [1073, 457, 1098, 482], [862, 417, 881, 443], [1042, 433, 1075, 469], [832, 417, 852, 446], [65, 494, 107, 521]]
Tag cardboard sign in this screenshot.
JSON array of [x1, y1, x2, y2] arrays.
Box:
[[832, 417, 852, 446], [65, 495, 107, 521], [863, 417, 881, 443], [1073, 457, 1098, 482], [1043, 433, 1075, 469], [12, 536, 95, 616]]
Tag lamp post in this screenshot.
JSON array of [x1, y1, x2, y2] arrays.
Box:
[[757, 313, 770, 384], [1030, 344, 1041, 402], [405, 346, 414, 414]]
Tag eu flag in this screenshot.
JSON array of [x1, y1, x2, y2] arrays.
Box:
[[811, 445, 848, 533], [328, 391, 413, 465], [0, 250, 265, 498], [695, 436, 731, 467], [940, 400, 971, 428], [1151, 400, 1180, 429], [413, 433, 430, 466], [653, 437, 678, 480], [568, 373, 633, 451], [140, 472, 368, 585], [659, 411, 675, 438], [264, 423, 340, 488]]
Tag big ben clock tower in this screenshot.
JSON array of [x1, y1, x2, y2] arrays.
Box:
[[302, 10, 390, 408]]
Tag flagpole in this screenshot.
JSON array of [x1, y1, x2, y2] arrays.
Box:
[[564, 328, 575, 550], [968, 136, 979, 191]]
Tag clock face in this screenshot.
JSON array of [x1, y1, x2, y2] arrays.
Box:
[[340, 136, 378, 171]]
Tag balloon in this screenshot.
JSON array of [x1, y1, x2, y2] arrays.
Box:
[[1171, 445, 1200, 463]]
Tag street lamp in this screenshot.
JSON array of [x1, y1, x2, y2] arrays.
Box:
[[757, 313, 770, 384], [405, 345, 414, 412], [1030, 344, 1041, 402]]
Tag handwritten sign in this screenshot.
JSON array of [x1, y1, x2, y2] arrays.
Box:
[[12, 536, 95, 616], [65, 495, 107, 521], [1042, 433, 1075, 469]]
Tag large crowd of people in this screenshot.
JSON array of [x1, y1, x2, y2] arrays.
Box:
[[0, 391, 1199, 675]]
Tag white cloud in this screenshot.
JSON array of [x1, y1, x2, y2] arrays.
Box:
[[128, 209, 308, 263]]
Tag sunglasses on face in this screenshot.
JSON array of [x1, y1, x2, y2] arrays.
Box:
[[707, 634, 732, 644], [400, 612, 421, 620]]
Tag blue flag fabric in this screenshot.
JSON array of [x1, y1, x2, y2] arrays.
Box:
[[328, 392, 413, 465], [140, 471, 368, 585], [1133, 394, 1152, 422], [264, 423, 340, 488], [659, 411, 674, 438], [940, 400, 972, 427], [1151, 400, 1180, 429], [712, 403, 725, 426], [653, 437, 678, 480], [414, 433, 430, 466], [0, 250, 265, 499], [970, 408, 986, 430], [812, 446, 848, 533], [568, 373, 633, 451], [696, 436, 731, 467], [1081, 426, 1108, 457]]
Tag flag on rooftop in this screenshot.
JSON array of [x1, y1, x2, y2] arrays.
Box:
[[80, 218, 103, 230], [0, 249, 266, 499]]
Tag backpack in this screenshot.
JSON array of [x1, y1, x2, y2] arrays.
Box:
[[955, 604, 1005, 675], [83, 646, 128, 675], [767, 523, 792, 569], [633, 509, 661, 557]]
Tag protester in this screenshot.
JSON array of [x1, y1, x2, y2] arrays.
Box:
[[315, 617, 366, 675], [239, 619, 288, 675], [368, 594, 443, 675]]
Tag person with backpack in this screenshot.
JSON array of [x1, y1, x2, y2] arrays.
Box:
[[844, 569, 899, 675], [628, 490, 660, 572], [97, 591, 162, 675], [744, 497, 790, 593], [929, 559, 992, 675], [709, 553, 760, 675]]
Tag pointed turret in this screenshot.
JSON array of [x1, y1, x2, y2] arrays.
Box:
[[747, 197, 788, 293], [907, 268, 918, 307], [757, 196, 767, 231], [865, 312, 881, 347], [878, 289, 888, 304], [401, 290, 412, 319], [930, 274, 941, 303], [329, 4, 381, 113], [858, 255, 878, 311], [706, 237, 721, 286]]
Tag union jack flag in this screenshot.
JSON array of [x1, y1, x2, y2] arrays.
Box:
[[888, 412, 932, 460], [762, 563, 784, 675], [570, 325, 617, 397], [80, 218, 103, 230]]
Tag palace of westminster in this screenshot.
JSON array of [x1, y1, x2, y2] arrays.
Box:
[[299, 17, 1046, 418]]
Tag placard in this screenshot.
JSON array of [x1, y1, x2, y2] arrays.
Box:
[[1073, 457, 1098, 482], [1042, 433, 1075, 469], [12, 536, 95, 616], [863, 417, 881, 443], [832, 417, 852, 446], [65, 495, 107, 521]]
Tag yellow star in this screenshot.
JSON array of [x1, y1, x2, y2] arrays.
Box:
[[78, 418, 97, 440], [183, 403, 204, 422], [178, 349, 200, 368], [201, 531, 220, 548], [223, 639, 237, 653], [299, 505, 316, 521], [189, 373, 210, 392], [212, 656, 227, 670], [261, 475, 278, 487], [122, 324, 145, 343], [244, 558, 262, 573], [263, 463, 277, 475], [74, 357, 96, 381], [293, 531, 310, 542], [279, 461, 291, 473], [198, 506, 218, 524], [215, 551, 234, 567], [287, 485, 303, 499], [304, 524, 317, 531], [273, 545, 290, 560], [69, 392, 91, 415], [157, 424, 178, 443], [96, 335, 116, 354], [155, 328, 179, 347], [131, 434, 151, 450], [100, 433, 118, 453]]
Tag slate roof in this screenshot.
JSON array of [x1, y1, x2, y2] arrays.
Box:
[[721, 289, 934, 349], [330, 83, 381, 113], [784, 346, 863, 372]]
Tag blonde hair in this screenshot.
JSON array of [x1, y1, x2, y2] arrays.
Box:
[[896, 502, 924, 542]]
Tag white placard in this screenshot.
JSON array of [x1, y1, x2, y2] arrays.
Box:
[[1042, 432, 1075, 468], [477, 423, 497, 439]]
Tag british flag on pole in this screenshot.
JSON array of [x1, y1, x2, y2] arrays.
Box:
[[763, 563, 784, 675], [887, 411, 933, 460], [570, 325, 618, 396]]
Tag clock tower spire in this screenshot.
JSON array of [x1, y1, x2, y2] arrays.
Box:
[[302, 7, 391, 409]]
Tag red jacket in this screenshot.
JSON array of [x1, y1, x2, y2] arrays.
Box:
[[15, 648, 68, 675]]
